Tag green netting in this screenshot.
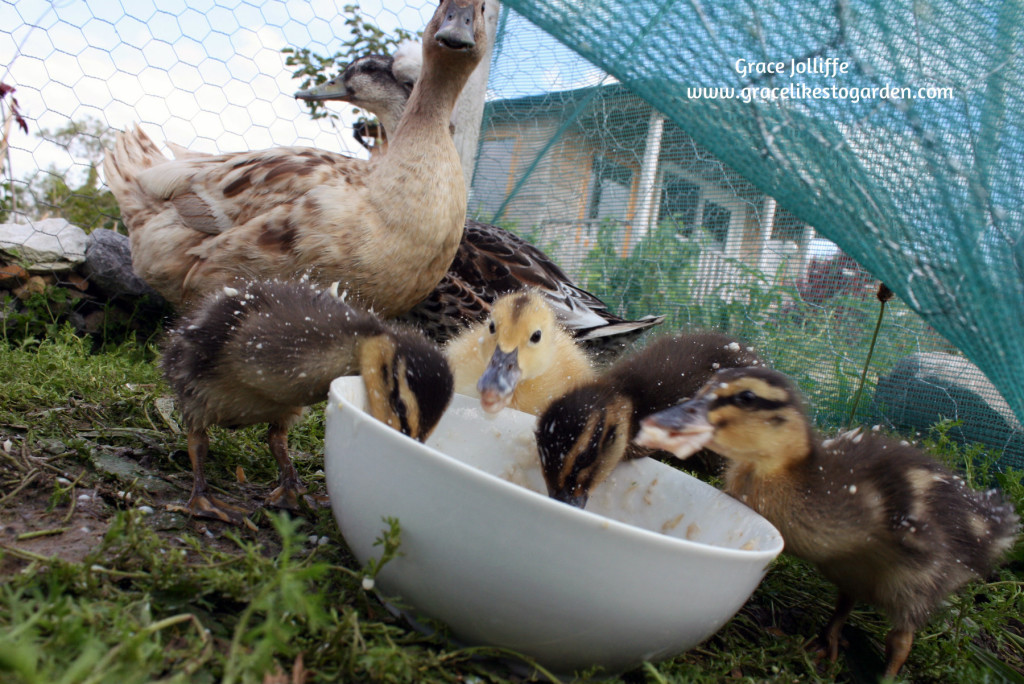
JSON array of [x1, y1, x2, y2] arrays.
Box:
[[2, 0, 1022, 466], [475, 0, 1024, 465]]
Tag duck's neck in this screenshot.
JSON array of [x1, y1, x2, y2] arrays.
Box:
[[357, 46, 477, 315], [389, 49, 474, 144], [377, 101, 406, 143]]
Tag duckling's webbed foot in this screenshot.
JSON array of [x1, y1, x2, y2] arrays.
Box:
[[265, 423, 307, 510], [189, 492, 255, 528], [186, 429, 256, 529], [266, 481, 308, 510]]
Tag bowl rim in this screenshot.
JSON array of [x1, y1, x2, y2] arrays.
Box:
[[329, 376, 784, 562]]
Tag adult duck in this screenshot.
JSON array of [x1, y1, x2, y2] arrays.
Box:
[[295, 45, 665, 355], [103, 0, 488, 315]]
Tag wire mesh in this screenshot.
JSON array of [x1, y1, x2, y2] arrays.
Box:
[[1, 0, 1021, 465]]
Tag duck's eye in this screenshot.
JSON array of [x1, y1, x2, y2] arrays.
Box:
[[529, 330, 542, 344], [734, 390, 757, 407], [488, 320, 496, 334]]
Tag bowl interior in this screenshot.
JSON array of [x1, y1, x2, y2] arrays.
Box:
[[336, 377, 783, 556]]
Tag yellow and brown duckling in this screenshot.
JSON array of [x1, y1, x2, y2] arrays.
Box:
[[161, 279, 454, 527], [536, 331, 762, 508], [445, 290, 595, 415], [635, 366, 1019, 678]]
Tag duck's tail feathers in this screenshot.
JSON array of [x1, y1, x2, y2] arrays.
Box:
[[165, 140, 209, 160], [574, 314, 666, 363], [102, 125, 169, 226]]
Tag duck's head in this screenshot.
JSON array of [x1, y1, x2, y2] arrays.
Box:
[[359, 327, 454, 441], [427, 0, 487, 57], [294, 54, 411, 131], [636, 366, 811, 473], [476, 291, 562, 413], [536, 384, 633, 508]]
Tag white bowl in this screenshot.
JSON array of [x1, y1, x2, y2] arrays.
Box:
[[324, 376, 783, 674]]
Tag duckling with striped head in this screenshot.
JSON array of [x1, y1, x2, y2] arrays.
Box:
[[162, 279, 453, 527], [636, 366, 1019, 678], [536, 332, 762, 508]]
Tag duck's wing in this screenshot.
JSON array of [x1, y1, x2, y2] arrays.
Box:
[[456, 220, 665, 344], [133, 146, 367, 236], [456, 220, 600, 312], [398, 274, 490, 345]]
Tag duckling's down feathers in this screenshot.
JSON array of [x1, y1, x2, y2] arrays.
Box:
[[791, 428, 1019, 616], [162, 281, 371, 427], [536, 331, 763, 507], [161, 279, 451, 433]]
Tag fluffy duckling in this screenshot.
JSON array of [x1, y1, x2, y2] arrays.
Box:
[[162, 279, 454, 527], [536, 332, 762, 507], [446, 290, 595, 415], [635, 366, 1019, 678]]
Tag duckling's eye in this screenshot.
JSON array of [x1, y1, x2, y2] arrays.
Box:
[[601, 423, 618, 448], [734, 390, 757, 407], [488, 320, 496, 334], [530, 330, 542, 344]]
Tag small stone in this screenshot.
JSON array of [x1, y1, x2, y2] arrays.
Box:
[[81, 228, 167, 303], [0, 263, 28, 288], [13, 275, 48, 299], [38, 438, 67, 455], [63, 272, 89, 291]]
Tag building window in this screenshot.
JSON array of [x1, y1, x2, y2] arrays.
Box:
[[771, 206, 806, 242], [587, 154, 633, 222], [702, 201, 731, 248], [658, 173, 700, 237]]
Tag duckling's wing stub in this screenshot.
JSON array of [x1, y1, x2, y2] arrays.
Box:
[[844, 435, 1022, 573]]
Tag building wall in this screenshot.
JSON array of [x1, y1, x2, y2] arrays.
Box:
[[470, 97, 818, 289]]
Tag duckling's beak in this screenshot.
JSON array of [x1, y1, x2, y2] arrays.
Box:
[[435, 1, 477, 50], [636, 398, 715, 459], [477, 346, 521, 413], [551, 489, 589, 509], [294, 79, 350, 102]]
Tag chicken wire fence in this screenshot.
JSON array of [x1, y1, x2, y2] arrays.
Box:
[[1, 0, 1022, 467]]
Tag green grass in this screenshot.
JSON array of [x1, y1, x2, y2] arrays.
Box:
[[1, 326, 1023, 683]]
